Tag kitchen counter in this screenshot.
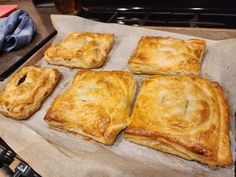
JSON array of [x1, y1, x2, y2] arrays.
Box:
[[0, 0, 58, 80]]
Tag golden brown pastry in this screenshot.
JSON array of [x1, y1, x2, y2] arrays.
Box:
[[128, 36, 206, 75], [125, 74, 232, 167], [44, 32, 114, 69], [0, 66, 60, 120], [44, 70, 136, 145]]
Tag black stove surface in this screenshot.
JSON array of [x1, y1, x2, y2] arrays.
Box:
[[78, 0, 236, 28]]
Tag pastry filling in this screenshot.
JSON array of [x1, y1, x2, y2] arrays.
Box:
[[17, 73, 28, 86]]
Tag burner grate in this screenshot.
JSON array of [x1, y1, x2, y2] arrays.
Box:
[[79, 7, 236, 28]]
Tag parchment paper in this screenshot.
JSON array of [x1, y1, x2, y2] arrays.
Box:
[[0, 15, 235, 177]]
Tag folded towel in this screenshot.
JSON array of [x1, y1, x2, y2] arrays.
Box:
[[0, 9, 36, 52]]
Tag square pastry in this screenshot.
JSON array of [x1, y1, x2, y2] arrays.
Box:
[[125, 75, 232, 167], [44, 32, 114, 69], [0, 66, 60, 120], [44, 70, 136, 145], [128, 36, 206, 75]]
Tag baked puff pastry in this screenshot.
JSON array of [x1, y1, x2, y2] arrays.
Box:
[[128, 36, 206, 75], [44, 32, 114, 69], [44, 70, 136, 145], [0, 66, 60, 120], [125, 75, 232, 167]]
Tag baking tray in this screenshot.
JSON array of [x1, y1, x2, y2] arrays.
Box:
[[0, 15, 235, 177]]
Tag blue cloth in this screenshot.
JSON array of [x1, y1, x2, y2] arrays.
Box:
[[0, 10, 36, 52]]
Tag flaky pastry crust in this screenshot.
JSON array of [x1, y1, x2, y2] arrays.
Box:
[[128, 36, 206, 75], [0, 66, 60, 120], [44, 32, 114, 69], [125, 74, 232, 167], [44, 70, 136, 145]]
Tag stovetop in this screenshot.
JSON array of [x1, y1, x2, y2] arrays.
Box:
[[1, 0, 236, 81], [78, 0, 236, 28]]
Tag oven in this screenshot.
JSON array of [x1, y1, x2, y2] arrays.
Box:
[[77, 0, 236, 28]]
